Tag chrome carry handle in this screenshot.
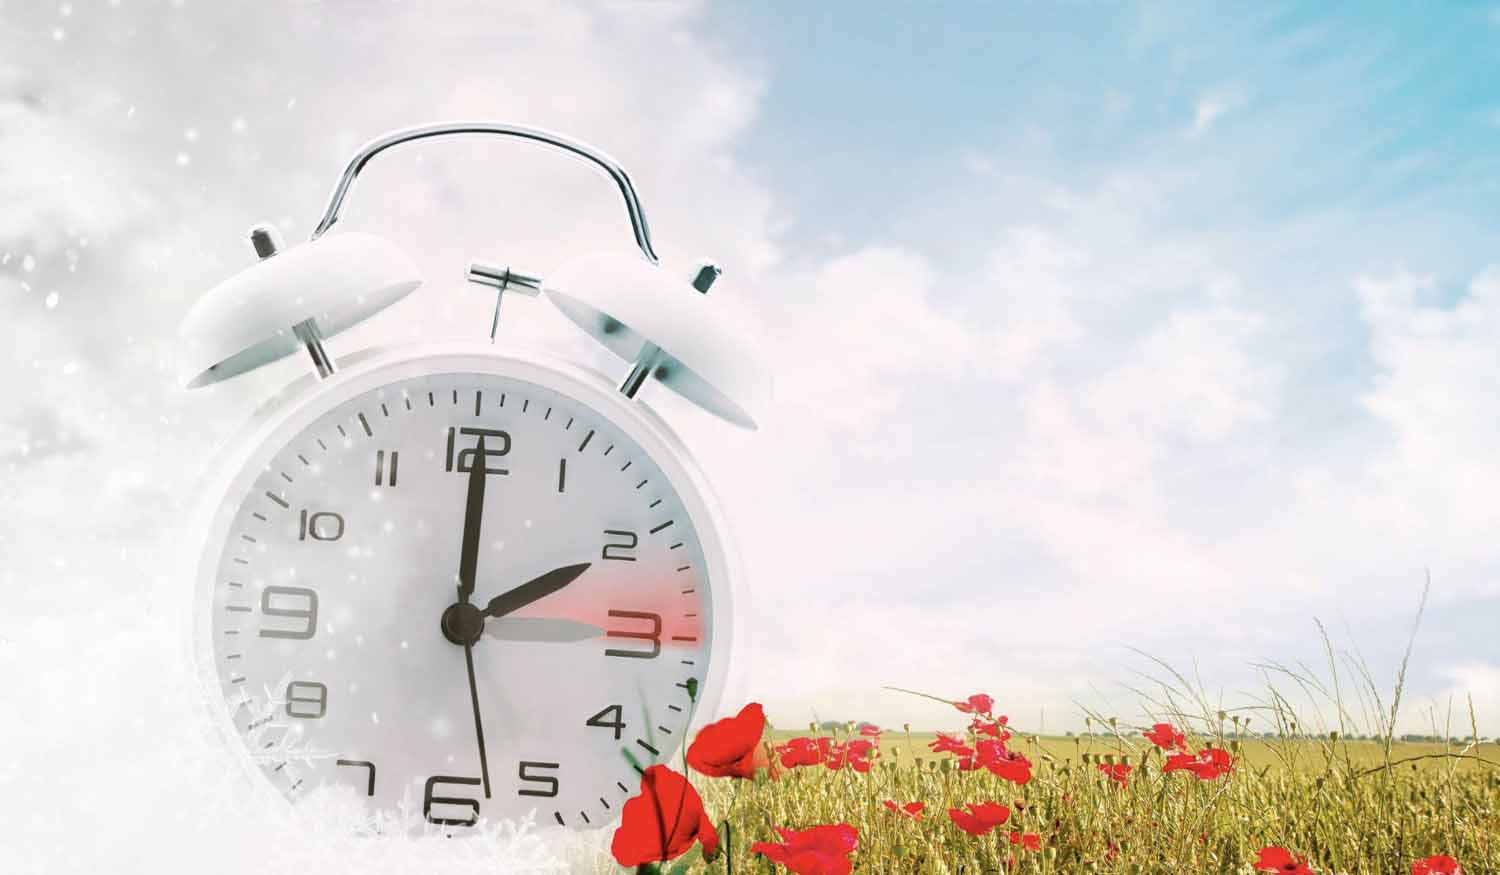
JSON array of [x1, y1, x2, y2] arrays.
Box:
[[309, 121, 660, 264]]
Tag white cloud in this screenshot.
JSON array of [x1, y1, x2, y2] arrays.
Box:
[[1084, 304, 1273, 441], [1439, 661, 1500, 731], [1336, 267, 1500, 595], [1190, 94, 1230, 136], [981, 227, 1086, 383]]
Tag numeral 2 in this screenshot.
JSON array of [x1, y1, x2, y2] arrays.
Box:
[[602, 529, 638, 561]]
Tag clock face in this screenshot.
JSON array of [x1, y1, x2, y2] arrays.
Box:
[[202, 364, 717, 829]]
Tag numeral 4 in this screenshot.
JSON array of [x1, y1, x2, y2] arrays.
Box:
[[586, 704, 626, 740]]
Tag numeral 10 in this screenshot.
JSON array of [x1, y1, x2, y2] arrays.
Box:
[[298, 509, 344, 541]]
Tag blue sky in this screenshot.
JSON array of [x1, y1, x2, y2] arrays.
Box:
[[3, 3, 1500, 865], [726, 2, 1498, 265]]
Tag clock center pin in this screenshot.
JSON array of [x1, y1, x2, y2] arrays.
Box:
[[440, 601, 486, 646]]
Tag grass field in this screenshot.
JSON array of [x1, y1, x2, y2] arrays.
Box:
[[600, 596, 1500, 874], [662, 728, 1500, 873], [772, 730, 1500, 775]]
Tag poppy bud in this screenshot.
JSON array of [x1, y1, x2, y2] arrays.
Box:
[[1329, 731, 1339, 741], [1216, 710, 1226, 722], [1103, 753, 1115, 765], [903, 723, 911, 733], [1107, 717, 1117, 728]]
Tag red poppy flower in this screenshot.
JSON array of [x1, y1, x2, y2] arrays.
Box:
[[985, 749, 1033, 786], [1254, 846, 1313, 874], [947, 801, 1011, 836], [610, 765, 719, 866], [1412, 855, 1464, 875], [751, 823, 859, 875], [1098, 763, 1132, 787], [1143, 722, 1187, 752], [971, 717, 1011, 741], [686, 702, 767, 779], [1164, 747, 1234, 780], [1009, 832, 1042, 851], [814, 737, 847, 771], [929, 731, 974, 757], [775, 737, 822, 769], [859, 724, 882, 737], [954, 693, 996, 715], [882, 800, 925, 819], [845, 738, 876, 773]]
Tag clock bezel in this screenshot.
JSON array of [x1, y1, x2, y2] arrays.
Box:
[[186, 340, 746, 825]]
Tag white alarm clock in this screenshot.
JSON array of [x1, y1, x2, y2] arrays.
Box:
[[179, 123, 768, 831]]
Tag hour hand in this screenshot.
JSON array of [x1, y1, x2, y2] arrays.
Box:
[[481, 562, 591, 620]]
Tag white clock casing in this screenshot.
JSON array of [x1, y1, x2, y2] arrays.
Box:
[[187, 340, 746, 829]]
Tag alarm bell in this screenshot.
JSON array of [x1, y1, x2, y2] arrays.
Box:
[[178, 226, 422, 388], [177, 121, 769, 430], [538, 252, 767, 430]]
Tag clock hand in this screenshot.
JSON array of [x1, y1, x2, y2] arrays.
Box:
[[480, 562, 591, 620], [460, 633, 492, 799], [486, 617, 606, 643], [452, 436, 492, 798], [455, 435, 490, 605]]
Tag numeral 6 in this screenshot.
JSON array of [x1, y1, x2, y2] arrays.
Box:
[[424, 775, 481, 827]]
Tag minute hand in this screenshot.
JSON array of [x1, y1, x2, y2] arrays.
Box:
[[482, 562, 591, 620]]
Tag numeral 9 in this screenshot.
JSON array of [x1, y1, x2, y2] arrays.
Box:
[[259, 585, 318, 639]]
